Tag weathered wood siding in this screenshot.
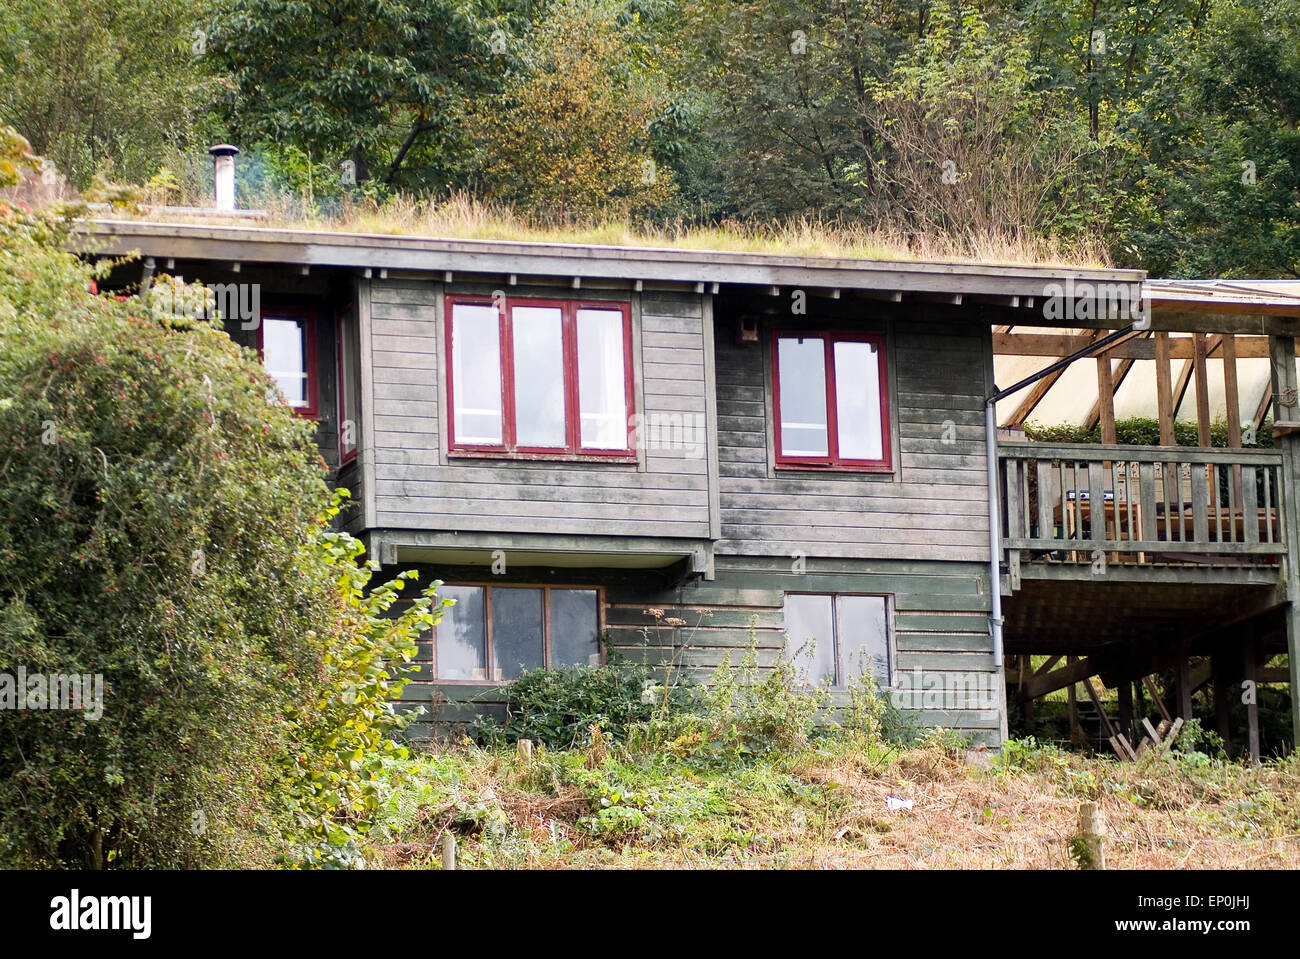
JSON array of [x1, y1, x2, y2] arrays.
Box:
[[714, 310, 991, 563], [365, 279, 712, 540], [396, 557, 1000, 743]]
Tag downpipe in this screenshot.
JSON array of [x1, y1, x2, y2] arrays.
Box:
[[985, 398, 1004, 668]]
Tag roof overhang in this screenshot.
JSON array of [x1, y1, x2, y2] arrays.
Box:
[[74, 219, 1143, 301]]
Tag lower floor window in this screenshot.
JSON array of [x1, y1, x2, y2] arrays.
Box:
[[434, 584, 602, 681], [782, 593, 891, 687]]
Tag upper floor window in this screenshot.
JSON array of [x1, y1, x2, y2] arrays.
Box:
[[258, 309, 318, 419], [783, 593, 892, 688], [433, 584, 603, 682], [772, 330, 890, 470], [446, 297, 633, 458]]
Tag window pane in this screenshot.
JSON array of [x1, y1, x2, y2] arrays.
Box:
[[577, 308, 627, 449], [777, 337, 828, 457], [837, 595, 890, 687], [263, 317, 307, 407], [511, 306, 566, 447], [550, 589, 601, 667], [451, 304, 503, 445], [783, 593, 835, 685], [339, 316, 359, 457], [834, 340, 884, 461], [491, 587, 545, 681], [436, 586, 487, 681]]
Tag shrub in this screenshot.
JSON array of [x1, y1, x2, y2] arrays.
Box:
[[1024, 416, 1274, 449], [471, 662, 690, 750], [0, 140, 446, 868]]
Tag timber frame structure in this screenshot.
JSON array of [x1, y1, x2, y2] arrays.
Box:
[[75, 219, 1300, 754], [995, 282, 1300, 760]]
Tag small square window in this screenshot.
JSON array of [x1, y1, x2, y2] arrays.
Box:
[[782, 593, 891, 687]]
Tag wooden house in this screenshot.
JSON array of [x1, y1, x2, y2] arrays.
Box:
[[82, 218, 1300, 753]]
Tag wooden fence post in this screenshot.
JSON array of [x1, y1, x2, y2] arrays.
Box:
[[1074, 802, 1107, 870], [441, 832, 457, 871]]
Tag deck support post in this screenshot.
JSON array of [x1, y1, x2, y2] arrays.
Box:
[[1067, 656, 1079, 746], [1269, 334, 1300, 753], [1244, 640, 1260, 763], [1117, 680, 1134, 745], [1176, 655, 1194, 721], [1212, 652, 1234, 753]]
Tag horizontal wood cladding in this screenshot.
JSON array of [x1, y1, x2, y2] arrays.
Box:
[[714, 311, 992, 562], [403, 558, 1002, 742], [366, 280, 712, 540]]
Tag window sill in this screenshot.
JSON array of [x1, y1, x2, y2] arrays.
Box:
[[447, 449, 638, 465], [775, 462, 894, 475]]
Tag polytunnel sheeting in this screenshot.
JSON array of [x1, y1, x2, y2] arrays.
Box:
[[994, 334, 1275, 432]]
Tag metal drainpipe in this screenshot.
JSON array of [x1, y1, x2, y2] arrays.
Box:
[[986, 398, 1005, 668], [984, 323, 1140, 669]]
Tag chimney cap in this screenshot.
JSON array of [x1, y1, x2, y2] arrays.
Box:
[[208, 144, 240, 158]]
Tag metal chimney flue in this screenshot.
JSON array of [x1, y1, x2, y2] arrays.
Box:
[[209, 144, 239, 212]]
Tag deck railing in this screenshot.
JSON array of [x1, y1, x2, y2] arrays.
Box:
[[998, 442, 1287, 566]]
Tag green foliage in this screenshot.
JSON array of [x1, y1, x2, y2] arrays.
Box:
[[0, 181, 446, 868], [0, 0, 215, 186], [474, 0, 678, 222], [471, 661, 689, 750], [209, 0, 507, 190], [1024, 416, 1274, 448]]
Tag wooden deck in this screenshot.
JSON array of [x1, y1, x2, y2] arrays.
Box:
[[999, 442, 1286, 567]]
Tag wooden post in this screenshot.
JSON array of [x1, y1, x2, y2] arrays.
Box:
[[1154, 332, 1176, 447], [441, 832, 457, 870], [1118, 680, 1134, 745], [1096, 354, 1117, 445], [1067, 655, 1078, 747], [517, 738, 534, 761], [1224, 334, 1244, 511], [1075, 802, 1107, 870], [1213, 653, 1233, 753], [1244, 640, 1260, 763], [1176, 655, 1194, 720], [1269, 335, 1300, 753], [1193, 333, 1212, 447]]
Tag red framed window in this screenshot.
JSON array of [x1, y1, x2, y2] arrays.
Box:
[[337, 306, 359, 464], [446, 296, 634, 457], [772, 329, 891, 471], [257, 307, 319, 419]]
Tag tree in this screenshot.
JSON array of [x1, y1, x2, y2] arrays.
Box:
[[473, 0, 677, 221], [1120, 0, 1300, 276], [209, 0, 512, 192], [0, 0, 214, 187], [0, 127, 445, 867]]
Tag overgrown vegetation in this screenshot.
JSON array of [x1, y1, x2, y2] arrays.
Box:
[[0, 128, 447, 868], [366, 726, 1300, 869], [1024, 416, 1275, 448], [4, 0, 1298, 273]]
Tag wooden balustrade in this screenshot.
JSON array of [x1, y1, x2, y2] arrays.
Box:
[[998, 442, 1286, 565]]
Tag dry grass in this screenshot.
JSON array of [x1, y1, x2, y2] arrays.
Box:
[[365, 737, 1300, 870], [107, 190, 1111, 268]]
